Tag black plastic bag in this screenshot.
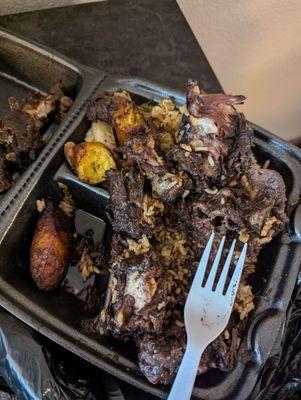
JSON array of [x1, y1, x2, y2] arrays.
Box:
[[0, 312, 67, 400], [0, 311, 153, 400], [41, 336, 154, 400], [250, 272, 301, 400], [0, 376, 17, 400]]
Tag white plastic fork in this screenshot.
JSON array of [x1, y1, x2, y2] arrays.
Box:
[[168, 233, 247, 400]]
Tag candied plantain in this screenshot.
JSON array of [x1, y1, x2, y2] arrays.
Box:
[[86, 92, 146, 146], [72, 141, 116, 184], [30, 202, 73, 291], [112, 98, 145, 146]]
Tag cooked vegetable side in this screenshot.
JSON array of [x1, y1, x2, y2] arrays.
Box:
[[30, 201, 73, 291], [64, 141, 116, 184]]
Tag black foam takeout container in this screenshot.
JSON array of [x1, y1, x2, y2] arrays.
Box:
[[0, 28, 105, 213], [1, 76, 301, 400]]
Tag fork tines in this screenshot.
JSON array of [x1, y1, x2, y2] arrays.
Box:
[[194, 233, 247, 297]]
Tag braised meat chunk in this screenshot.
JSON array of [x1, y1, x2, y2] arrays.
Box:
[[20, 82, 72, 129], [138, 327, 186, 385], [225, 113, 255, 179], [106, 168, 153, 239], [170, 79, 245, 184], [138, 321, 241, 385], [247, 168, 287, 234], [0, 107, 44, 166], [0, 84, 72, 193], [124, 127, 191, 202]]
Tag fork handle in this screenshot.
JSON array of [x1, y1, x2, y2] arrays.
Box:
[[168, 343, 204, 400]]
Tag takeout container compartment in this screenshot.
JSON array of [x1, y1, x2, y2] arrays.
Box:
[[0, 76, 301, 399], [0, 28, 104, 213]]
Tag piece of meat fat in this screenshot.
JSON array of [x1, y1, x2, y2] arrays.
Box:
[[124, 271, 157, 312], [106, 252, 167, 336]]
